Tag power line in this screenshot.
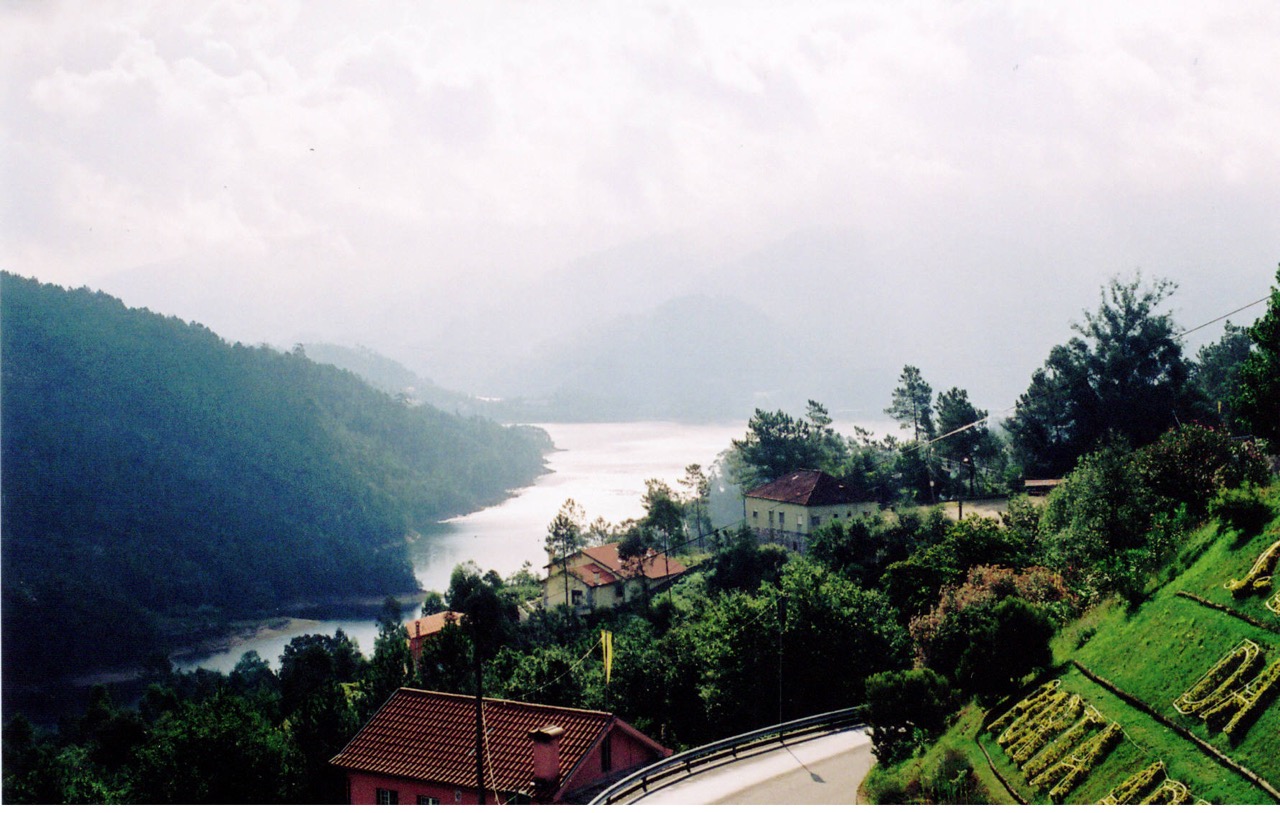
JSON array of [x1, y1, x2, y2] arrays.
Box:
[[1176, 295, 1269, 339]]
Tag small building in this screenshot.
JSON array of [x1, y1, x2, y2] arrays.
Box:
[[744, 469, 877, 553], [404, 611, 464, 666], [542, 542, 687, 614], [1023, 478, 1064, 496], [330, 688, 670, 805]]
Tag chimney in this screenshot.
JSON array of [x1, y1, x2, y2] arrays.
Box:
[[529, 724, 565, 787]]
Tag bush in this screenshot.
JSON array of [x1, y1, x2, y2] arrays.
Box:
[[913, 585, 1058, 702], [865, 668, 955, 764], [925, 748, 990, 804], [1131, 424, 1269, 518]]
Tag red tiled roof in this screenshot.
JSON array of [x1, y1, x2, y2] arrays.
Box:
[[331, 689, 629, 799], [582, 543, 687, 581], [405, 611, 464, 640], [571, 561, 620, 586], [745, 469, 865, 506]]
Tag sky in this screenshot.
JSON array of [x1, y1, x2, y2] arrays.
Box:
[[4, 1, 1279, 415]]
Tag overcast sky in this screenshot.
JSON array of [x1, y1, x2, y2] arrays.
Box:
[[4, 1, 1279, 409]]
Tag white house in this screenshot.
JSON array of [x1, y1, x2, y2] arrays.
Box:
[[743, 469, 877, 553]]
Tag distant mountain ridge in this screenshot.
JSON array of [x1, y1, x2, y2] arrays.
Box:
[[301, 342, 486, 415], [0, 273, 550, 684]]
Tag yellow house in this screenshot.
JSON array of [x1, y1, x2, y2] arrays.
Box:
[[744, 469, 877, 553], [542, 542, 687, 614]]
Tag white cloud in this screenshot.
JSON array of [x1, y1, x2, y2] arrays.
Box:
[[2, 1, 1278, 397]]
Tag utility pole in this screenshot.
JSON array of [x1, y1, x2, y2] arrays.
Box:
[[475, 642, 486, 804], [777, 595, 787, 725]]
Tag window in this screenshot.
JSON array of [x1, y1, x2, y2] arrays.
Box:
[[778, 512, 785, 528], [417, 795, 440, 805], [376, 788, 399, 805], [571, 589, 584, 606], [752, 510, 758, 519]]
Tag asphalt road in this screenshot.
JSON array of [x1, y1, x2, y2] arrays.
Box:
[[632, 727, 875, 805]]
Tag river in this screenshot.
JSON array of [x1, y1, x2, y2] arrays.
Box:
[[174, 421, 744, 673]]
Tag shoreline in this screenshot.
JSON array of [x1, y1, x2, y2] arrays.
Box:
[[67, 591, 431, 689]]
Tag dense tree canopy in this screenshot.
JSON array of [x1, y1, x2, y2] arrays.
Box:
[[0, 272, 549, 685], [728, 401, 846, 489], [1193, 321, 1253, 433], [1006, 274, 1194, 477], [1234, 265, 1280, 448]]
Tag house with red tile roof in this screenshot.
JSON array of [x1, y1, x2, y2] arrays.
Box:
[[404, 611, 464, 666], [542, 542, 687, 613], [330, 688, 669, 805], [744, 469, 877, 554]]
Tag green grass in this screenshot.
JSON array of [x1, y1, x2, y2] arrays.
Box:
[[1171, 510, 1280, 631]]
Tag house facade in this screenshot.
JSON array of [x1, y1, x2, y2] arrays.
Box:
[[542, 542, 686, 613], [330, 688, 670, 804], [744, 469, 877, 554]]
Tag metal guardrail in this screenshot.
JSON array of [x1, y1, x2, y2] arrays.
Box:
[[587, 706, 867, 805]]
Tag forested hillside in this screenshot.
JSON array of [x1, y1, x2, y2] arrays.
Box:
[[0, 273, 550, 685]]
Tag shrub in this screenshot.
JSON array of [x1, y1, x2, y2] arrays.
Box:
[[1174, 639, 1264, 715], [925, 748, 990, 804], [1131, 424, 1269, 518], [865, 668, 955, 764], [1098, 761, 1166, 805], [1225, 541, 1280, 597]]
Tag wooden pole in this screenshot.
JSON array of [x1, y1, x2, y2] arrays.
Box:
[[475, 641, 486, 804]]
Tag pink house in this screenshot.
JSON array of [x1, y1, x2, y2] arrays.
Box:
[[330, 688, 669, 804]]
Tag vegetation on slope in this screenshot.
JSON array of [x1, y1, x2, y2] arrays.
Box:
[[1, 273, 550, 684], [867, 483, 1280, 805]]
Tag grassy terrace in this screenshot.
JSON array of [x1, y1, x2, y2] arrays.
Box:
[[878, 497, 1280, 805], [978, 506, 1280, 804]]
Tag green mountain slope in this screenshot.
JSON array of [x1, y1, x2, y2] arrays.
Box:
[[1, 273, 549, 685]]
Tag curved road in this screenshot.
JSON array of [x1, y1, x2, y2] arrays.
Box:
[[631, 728, 874, 805]]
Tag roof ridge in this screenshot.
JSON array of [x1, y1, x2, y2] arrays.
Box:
[[393, 687, 614, 718]]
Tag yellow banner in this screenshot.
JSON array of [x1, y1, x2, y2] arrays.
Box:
[[601, 630, 613, 684]]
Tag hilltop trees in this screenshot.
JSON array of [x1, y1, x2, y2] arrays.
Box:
[[1193, 322, 1253, 432], [724, 386, 1002, 506], [1234, 265, 1280, 448], [1006, 274, 1193, 477], [728, 401, 846, 489], [934, 387, 997, 496]]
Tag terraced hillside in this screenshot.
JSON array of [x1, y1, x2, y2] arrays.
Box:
[[976, 495, 1280, 805]]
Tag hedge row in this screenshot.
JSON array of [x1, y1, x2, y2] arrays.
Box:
[[1226, 540, 1280, 598], [1175, 638, 1280, 741], [987, 681, 1125, 803]]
